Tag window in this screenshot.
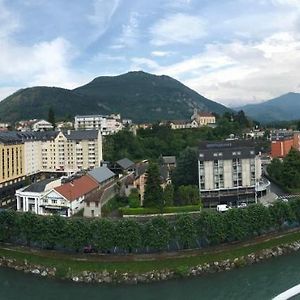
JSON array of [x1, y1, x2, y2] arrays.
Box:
[[95, 202, 99, 208], [52, 199, 57, 204]]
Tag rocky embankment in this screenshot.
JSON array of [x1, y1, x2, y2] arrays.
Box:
[[1, 241, 300, 284]]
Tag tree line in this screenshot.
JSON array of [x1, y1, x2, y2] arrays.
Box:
[[103, 111, 253, 162], [1, 199, 299, 253], [267, 148, 300, 190]]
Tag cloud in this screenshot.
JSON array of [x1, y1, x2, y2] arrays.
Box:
[[0, 0, 20, 38], [87, 0, 120, 40], [130, 57, 160, 70], [150, 13, 206, 46], [151, 51, 174, 57], [112, 11, 140, 48]]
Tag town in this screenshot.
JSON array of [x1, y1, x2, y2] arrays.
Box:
[[0, 107, 297, 221]]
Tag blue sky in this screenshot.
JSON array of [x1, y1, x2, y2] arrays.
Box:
[[1, 0, 300, 106]]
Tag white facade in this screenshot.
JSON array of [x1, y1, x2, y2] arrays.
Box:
[[32, 120, 53, 131], [40, 189, 84, 217], [16, 179, 61, 214], [74, 114, 123, 135], [40, 131, 102, 173], [24, 140, 42, 175]]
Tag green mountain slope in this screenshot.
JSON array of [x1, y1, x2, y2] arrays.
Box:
[[238, 92, 300, 123], [0, 71, 229, 123]]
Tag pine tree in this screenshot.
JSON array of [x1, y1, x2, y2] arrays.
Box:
[[47, 108, 56, 129], [144, 163, 163, 209]]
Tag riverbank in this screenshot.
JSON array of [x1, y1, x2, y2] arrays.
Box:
[[1, 229, 300, 284]]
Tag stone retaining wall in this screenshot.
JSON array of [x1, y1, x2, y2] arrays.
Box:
[[1, 240, 300, 284]]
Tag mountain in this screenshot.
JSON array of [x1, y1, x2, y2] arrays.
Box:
[[0, 71, 229, 123], [238, 92, 300, 123]]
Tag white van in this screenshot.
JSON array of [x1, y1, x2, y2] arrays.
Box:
[[216, 204, 231, 212]]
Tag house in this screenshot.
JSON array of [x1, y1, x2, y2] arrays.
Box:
[[88, 166, 116, 186], [123, 162, 148, 204], [169, 120, 191, 130], [32, 120, 53, 131], [112, 158, 135, 174], [160, 156, 176, 169], [41, 175, 99, 216], [16, 178, 61, 214]]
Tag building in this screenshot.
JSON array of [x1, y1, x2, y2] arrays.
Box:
[[16, 175, 99, 216], [198, 141, 262, 207], [88, 166, 116, 186], [169, 120, 192, 130], [32, 120, 53, 131], [74, 114, 123, 135], [191, 109, 216, 126], [16, 178, 61, 214], [271, 130, 294, 158], [160, 156, 176, 169], [0, 134, 25, 189]]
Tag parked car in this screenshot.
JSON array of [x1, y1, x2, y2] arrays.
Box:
[[237, 202, 247, 209], [216, 204, 231, 212], [281, 198, 288, 203], [83, 245, 97, 254]]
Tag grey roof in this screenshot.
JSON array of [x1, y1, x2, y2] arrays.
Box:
[[162, 156, 176, 165], [0, 132, 22, 144], [116, 158, 135, 170], [88, 166, 116, 183], [159, 165, 170, 182], [23, 178, 57, 193], [199, 141, 256, 161], [64, 130, 99, 140]]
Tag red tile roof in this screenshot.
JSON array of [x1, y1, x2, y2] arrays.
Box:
[[55, 175, 99, 202], [198, 112, 214, 117]]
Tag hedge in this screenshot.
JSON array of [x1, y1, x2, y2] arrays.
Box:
[[119, 205, 201, 216], [1, 199, 300, 254]]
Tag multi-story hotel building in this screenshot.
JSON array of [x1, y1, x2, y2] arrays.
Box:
[[198, 141, 262, 207], [0, 130, 102, 177], [74, 114, 123, 135], [0, 134, 25, 189]]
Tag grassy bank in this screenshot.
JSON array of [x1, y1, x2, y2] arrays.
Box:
[[1, 229, 300, 279]]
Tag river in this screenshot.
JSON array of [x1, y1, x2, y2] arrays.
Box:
[[1, 252, 300, 300]]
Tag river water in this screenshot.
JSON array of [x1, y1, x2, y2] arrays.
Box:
[[1, 252, 300, 300]]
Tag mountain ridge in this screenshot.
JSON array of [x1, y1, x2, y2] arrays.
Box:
[[0, 71, 230, 123], [238, 92, 300, 123]]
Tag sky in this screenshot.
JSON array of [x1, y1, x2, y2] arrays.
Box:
[[1, 0, 300, 107]]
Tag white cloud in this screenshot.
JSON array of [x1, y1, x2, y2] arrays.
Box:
[[150, 13, 206, 46], [0, 0, 20, 38], [151, 51, 174, 57], [130, 57, 160, 70], [112, 12, 140, 48], [87, 0, 120, 40]]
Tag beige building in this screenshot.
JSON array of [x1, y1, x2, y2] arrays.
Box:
[[198, 141, 262, 207], [0, 137, 25, 188], [191, 109, 216, 126]]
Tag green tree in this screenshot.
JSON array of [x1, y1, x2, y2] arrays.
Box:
[[172, 148, 198, 187], [143, 163, 163, 209], [0, 210, 18, 242], [143, 217, 171, 251], [90, 219, 115, 252], [163, 184, 174, 206], [115, 219, 141, 252], [40, 215, 66, 249], [176, 185, 201, 206], [47, 107, 56, 129], [175, 215, 197, 249], [64, 218, 91, 252], [128, 189, 141, 208]]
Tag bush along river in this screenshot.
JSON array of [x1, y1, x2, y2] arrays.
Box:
[[2, 249, 300, 300]]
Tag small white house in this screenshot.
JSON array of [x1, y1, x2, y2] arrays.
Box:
[[32, 120, 53, 131]]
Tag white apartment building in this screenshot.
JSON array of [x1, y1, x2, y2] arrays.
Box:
[[40, 130, 102, 173], [198, 141, 262, 207], [74, 114, 123, 135], [32, 120, 53, 131]]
